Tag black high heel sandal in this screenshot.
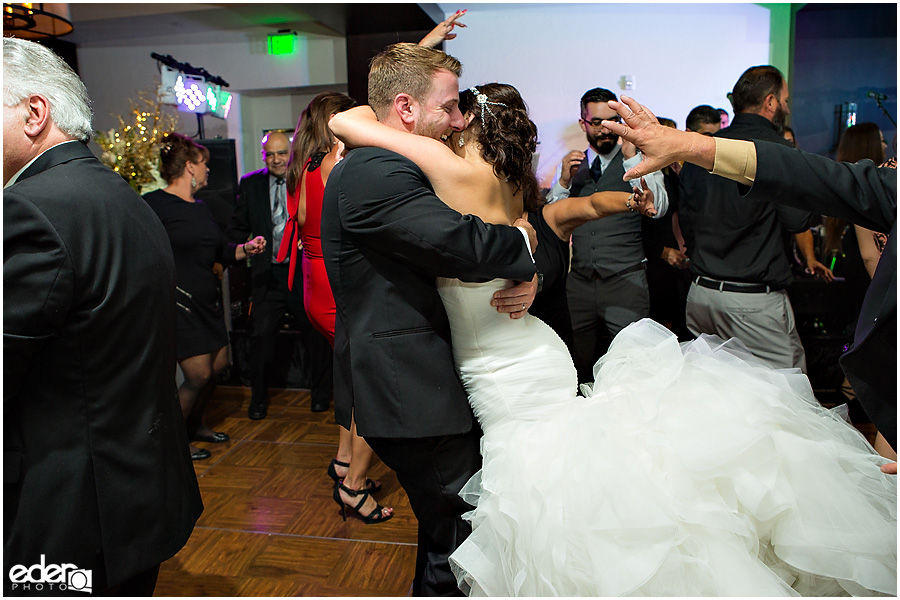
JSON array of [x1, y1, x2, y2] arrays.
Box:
[[327, 458, 382, 493], [332, 481, 393, 524]]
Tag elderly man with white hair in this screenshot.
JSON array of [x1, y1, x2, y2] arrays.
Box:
[[3, 37, 202, 595]]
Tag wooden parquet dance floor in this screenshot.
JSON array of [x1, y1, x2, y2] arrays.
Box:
[[153, 386, 418, 597], [154, 385, 879, 596]]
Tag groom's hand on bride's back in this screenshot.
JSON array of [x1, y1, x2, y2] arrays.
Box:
[[491, 275, 538, 320], [489, 216, 539, 319]]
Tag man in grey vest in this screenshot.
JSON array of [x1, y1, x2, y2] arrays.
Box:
[[547, 87, 668, 382]]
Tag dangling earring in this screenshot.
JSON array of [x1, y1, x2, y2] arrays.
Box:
[[457, 131, 465, 148], [190, 175, 197, 188]]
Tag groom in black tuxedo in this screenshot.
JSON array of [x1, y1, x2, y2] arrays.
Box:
[[321, 43, 537, 596]]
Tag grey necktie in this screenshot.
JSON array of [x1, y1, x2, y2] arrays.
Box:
[[272, 177, 286, 262]]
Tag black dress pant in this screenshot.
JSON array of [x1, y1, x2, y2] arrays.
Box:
[[366, 429, 482, 597], [250, 263, 333, 405], [567, 268, 650, 384]]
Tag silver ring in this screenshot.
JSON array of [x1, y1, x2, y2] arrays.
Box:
[[521, 303, 526, 310]]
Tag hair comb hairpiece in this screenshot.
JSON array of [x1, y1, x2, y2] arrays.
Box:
[[469, 86, 506, 122]]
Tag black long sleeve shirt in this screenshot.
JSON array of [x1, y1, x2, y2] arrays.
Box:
[[679, 113, 817, 289]]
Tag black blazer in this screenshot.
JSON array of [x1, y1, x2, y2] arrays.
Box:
[[227, 168, 279, 302], [3, 142, 202, 591], [746, 140, 897, 447], [321, 148, 535, 438]]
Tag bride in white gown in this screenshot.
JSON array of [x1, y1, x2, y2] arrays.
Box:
[[330, 83, 897, 596]]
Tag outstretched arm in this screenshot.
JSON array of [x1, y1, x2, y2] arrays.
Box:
[[542, 178, 657, 240], [329, 106, 470, 192], [601, 96, 718, 180]]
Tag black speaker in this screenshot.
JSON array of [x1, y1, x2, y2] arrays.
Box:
[[194, 138, 238, 231]]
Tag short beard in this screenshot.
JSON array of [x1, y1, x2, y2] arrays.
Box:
[[588, 132, 619, 155], [412, 119, 447, 141], [772, 105, 787, 132]]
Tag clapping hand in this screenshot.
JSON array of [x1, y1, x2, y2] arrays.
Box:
[[419, 9, 467, 48], [630, 177, 657, 218]]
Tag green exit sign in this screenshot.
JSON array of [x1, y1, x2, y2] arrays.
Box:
[[268, 32, 295, 55]]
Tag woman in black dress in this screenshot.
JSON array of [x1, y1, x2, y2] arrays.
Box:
[[145, 133, 265, 460]]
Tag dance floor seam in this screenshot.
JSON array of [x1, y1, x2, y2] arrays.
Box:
[[192, 525, 418, 546]]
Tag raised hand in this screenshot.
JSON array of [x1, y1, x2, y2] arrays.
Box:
[[418, 9, 467, 48], [602, 96, 716, 180], [620, 136, 638, 160], [558, 150, 586, 189], [630, 177, 657, 217]]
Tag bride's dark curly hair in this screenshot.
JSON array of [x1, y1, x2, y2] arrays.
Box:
[[459, 83, 544, 212]]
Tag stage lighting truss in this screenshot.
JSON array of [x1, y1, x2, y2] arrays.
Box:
[[157, 59, 232, 120]]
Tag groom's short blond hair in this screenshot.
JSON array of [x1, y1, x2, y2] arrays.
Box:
[[367, 43, 462, 120]]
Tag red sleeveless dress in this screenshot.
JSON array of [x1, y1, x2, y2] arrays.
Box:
[[277, 153, 335, 346]]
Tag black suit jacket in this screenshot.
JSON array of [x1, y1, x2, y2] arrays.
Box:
[[321, 148, 535, 438], [3, 142, 203, 591], [746, 140, 897, 447], [228, 168, 279, 301]]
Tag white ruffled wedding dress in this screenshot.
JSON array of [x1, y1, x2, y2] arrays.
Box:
[[437, 277, 897, 597]]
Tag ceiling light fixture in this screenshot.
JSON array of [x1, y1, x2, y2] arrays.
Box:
[[3, 3, 73, 40]]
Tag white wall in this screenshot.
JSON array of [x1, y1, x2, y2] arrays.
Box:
[[237, 89, 349, 174], [438, 3, 771, 186], [76, 3, 771, 186]]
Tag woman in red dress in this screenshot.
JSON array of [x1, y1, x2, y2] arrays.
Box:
[[278, 92, 393, 524]]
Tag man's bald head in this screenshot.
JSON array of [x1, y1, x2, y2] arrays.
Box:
[[261, 131, 290, 178]]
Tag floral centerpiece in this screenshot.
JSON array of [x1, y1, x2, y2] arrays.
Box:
[[95, 90, 179, 194]]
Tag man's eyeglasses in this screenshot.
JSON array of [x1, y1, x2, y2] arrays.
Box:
[[264, 150, 289, 159], [581, 116, 622, 128]]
